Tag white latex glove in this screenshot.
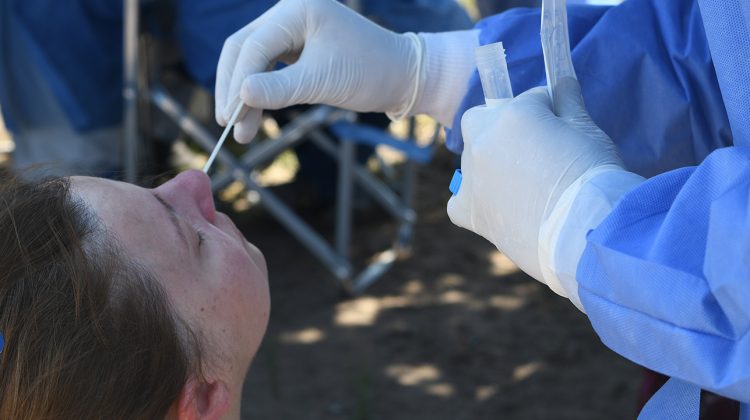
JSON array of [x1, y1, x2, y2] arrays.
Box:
[[448, 78, 633, 295], [215, 0, 424, 143]]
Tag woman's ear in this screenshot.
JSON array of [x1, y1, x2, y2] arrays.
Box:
[[174, 378, 231, 420]]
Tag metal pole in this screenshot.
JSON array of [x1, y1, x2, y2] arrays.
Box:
[[398, 118, 419, 248], [123, 0, 139, 183], [309, 130, 416, 224], [335, 137, 355, 258], [345, 0, 362, 12], [209, 106, 343, 191], [150, 87, 352, 280]]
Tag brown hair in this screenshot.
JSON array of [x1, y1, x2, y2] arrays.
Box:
[[0, 174, 204, 419]]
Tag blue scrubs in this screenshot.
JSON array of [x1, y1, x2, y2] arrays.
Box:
[[177, 0, 472, 89], [453, 0, 750, 411], [0, 0, 123, 133], [0, 0, 471, 134], [0, 0, 274, 133]]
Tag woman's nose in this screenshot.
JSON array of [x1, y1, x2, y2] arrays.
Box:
[[155, 169, 217, 223]]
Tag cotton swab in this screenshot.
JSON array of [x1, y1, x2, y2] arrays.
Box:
[[203, 102, 245, 173]]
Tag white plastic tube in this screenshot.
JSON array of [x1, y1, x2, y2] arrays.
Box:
[[541, 0, 576, 112], [202, 102, 244, 173], [475, 42, 514, 106]]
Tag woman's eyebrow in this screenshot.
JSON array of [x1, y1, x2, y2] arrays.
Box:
[[151, 192, 190, 250]]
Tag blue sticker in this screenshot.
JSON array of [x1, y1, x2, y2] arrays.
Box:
[[449, 169, 463, 195], [0, 333, 4, 353]]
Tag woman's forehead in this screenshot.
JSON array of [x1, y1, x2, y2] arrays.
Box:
[[71, 177, 193, 278], [70, 176, 150, 212], [71, 177, 163, 245]]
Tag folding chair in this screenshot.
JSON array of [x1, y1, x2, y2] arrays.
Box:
[[122, 0, 437, 293]]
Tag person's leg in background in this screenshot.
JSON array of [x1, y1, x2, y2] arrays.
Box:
[[476, 0, 541, 17], [0, 1, 122, 177], [475, 0, 626, 18], [0, 2, 121, 179], [638, 370, 739, 419]]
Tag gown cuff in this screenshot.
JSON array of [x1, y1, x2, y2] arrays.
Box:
[[538, 165, 646, 312]]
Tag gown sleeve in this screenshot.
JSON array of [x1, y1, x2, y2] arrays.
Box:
[[577, 145, 750, 403], [447, 0, 731, 178]]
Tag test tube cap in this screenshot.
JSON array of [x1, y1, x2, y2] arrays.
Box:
[[449, 169, 463, 195], [475, 42, 506, 67], [475, 42, 514, 101]]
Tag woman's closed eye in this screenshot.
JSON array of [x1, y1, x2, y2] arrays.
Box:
[[197, 229, 206, 248]]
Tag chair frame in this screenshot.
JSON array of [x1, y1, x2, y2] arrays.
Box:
[[122, 0, 433, 293]]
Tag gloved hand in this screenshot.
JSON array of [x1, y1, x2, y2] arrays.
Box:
[[215, 0, 424, 143], [448, 77, 626, 288]]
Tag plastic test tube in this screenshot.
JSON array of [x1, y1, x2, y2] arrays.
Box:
[[449, 42, 515, 196], [475, 42, 514, 106], [541, 0, 576, 111]]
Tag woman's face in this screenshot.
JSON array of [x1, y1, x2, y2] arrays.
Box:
[[71, 170, 270, 387]]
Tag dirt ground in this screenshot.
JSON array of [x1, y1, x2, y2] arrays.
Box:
[[0, 109, 642, 419], [232, 146, 642, 420]]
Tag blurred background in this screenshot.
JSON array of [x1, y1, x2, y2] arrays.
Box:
[[0, 0, 642, 418]]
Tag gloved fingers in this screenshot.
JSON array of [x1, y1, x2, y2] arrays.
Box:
[[460, 106, 482, 146], [219, 0, 305, 121], [216, 35, 244, 126], [447, 193, 472, 232], [223, 22, 303, 121], [554, 77, 620, 157], [215, 10, 276, 126], [232, 108, 263, 144], [554, 76, 589, 122], [447, 145, 477, 232], [514, 86, 553, 111], [241, 64, 309, 110], [460, 104, 506, 147]]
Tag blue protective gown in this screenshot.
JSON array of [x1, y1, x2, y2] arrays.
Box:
[[452, 0, 750, 408], [447, 0, 731, 178], [578, 0, 750, 406]]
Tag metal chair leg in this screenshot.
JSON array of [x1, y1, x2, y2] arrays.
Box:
[[335, 137, 355, 258], [150, 86, 353, 281], [123, 0, 140, 183]]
